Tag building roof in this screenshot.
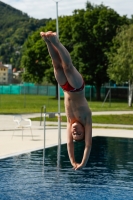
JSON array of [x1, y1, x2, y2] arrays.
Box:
[[0, 65, 8, 69], [0, 62, 8, 69]]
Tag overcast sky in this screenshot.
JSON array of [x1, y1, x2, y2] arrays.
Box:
[[1, 0, 133, 19]]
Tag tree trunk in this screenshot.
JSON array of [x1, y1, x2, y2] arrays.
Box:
[[128, 80, 133, 107], [96, 84, 101, 101]]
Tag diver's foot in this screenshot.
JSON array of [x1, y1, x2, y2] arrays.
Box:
[[40, 31, 49, 43], [45, 31, 59, 45]]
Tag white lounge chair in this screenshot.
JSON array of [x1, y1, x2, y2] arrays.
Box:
[[12, 115, 33, 140]]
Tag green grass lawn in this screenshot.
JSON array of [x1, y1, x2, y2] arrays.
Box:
[[31, 114, 133, 125], [92, 114, 133, 125], [0, 94, 133, 126], [0, 94, 133, 114], [0, 94, 64, 113]]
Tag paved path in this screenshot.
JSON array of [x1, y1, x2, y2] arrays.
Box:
[[1, 111, 133, 131], [0, 111, 133, 159], [92, 110, 133, 115], [22, 110, 133, 117]]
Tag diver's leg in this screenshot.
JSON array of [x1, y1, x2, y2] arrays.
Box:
[[40, 32, 67, 85], [45, 31, 83, 88]]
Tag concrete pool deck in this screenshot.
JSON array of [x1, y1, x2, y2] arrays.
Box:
[[0, 111, 133, 159]]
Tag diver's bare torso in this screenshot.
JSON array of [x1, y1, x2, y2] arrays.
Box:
[[64, 89, 91, 125]]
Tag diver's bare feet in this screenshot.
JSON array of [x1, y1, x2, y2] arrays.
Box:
[[45, 31, 59, 45], [40, 31, 49, 43]]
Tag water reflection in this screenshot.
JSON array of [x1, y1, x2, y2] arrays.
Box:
[[0, 137, 133, 200]]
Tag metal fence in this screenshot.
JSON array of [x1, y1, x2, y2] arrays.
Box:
[[0, 83, 128, 100], [0, 84, 56, 96]]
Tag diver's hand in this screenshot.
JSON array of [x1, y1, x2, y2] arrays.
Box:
[[73, 163, 83, 170]]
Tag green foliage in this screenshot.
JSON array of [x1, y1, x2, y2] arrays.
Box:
[[21, 16, 74, 84], [0, 1, 51, 69], [3, 1, 130, 100], [70, 3, 129, 100], [107, 24, 133, 83], [22, 4, 127, 89], [20, 20, 57, 84]]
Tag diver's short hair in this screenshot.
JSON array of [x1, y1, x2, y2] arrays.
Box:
[[74, 136, 85, 142]]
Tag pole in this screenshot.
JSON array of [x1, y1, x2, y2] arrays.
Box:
[[102, 89, 110, 107], [43, 106, 46, 164], [24, 82, 26, 108], [109, 81, 111, 107], [56, 2, 59, 37], [55, 1, 61, 169]]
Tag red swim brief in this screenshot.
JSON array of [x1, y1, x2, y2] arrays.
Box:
[[60, 81, 84, 92]]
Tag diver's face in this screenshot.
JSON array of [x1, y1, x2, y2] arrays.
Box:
[[71, 122, 85, 141]]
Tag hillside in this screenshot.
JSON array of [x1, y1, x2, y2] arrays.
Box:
[[0, 1, 51, 69]]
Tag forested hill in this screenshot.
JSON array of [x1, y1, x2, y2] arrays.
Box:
[[0, 1, 51, 68]]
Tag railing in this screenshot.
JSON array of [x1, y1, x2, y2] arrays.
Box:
[[42, 106, 61, 169]]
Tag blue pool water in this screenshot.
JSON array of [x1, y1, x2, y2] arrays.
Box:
[[0, 136, 133, 200]]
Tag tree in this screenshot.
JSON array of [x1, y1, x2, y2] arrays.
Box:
[[0, 1, 51, 69], [20, 29, 54, 84], [20, 2, 129, 100], [107, 24, 133, 107], [20, 16, 73, 97], [70, 2, 129, 100]]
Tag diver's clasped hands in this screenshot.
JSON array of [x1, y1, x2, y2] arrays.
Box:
[[72, 162, 84, 170]]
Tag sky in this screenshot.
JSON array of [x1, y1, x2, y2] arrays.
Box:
[[1, 0, 133, 19]]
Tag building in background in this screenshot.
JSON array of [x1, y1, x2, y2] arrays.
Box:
[[0, 62, 13, 84]]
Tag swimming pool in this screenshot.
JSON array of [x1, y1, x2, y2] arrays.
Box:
[[0, 136, 133, 200]]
